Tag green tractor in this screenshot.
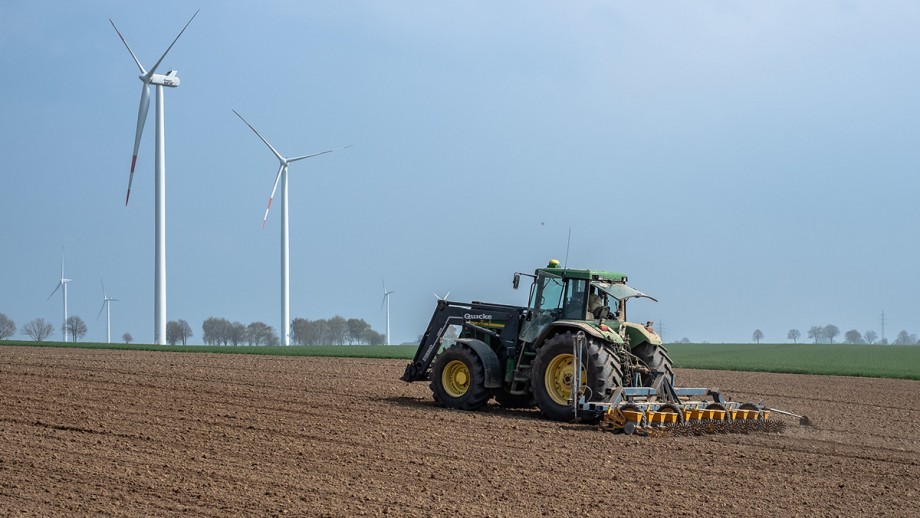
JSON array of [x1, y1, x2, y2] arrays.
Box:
[[401, 259, 673, 421]]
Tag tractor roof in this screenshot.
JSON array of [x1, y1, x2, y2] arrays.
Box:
[[536, 260, 627, 282]]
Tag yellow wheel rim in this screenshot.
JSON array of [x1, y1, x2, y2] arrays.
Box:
[[442, 360, 471, 398], [544, 353, 586, 405]]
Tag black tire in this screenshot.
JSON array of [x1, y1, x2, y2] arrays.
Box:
[[632, 341, 675, 387], [491, 388, 536, 409], [430, 345, 491, 410], [531, 332, 622, 421]]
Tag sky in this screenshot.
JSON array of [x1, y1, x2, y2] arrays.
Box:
[[1, 1, 919, 345]]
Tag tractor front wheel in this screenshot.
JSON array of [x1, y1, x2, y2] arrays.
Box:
[[430, 345, 491, 410], [531, 332, 622, 421]]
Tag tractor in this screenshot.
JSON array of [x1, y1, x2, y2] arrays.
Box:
[[401, 259, 674, 422]]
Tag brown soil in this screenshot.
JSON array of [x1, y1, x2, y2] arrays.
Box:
[[1, 346, 918, 517]]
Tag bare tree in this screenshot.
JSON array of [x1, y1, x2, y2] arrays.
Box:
[[894, 330, 914, 345], [64, 316, 87, 342], [23, 318, 54, 341], [786, 329, 801, 344], [202, 317, 232, 345], [328, 315, 348, 345], [346, 318, 371, 345], [752, 329, 764, 344], [179, 319, 192, 345], [864, 330, 878, 345], [844, 329, 863, 344], [824, 324, 840, 344], [229, 321, 246, 346], [246, 322, 278, 346], [807, 326, 824, 343], [122, 332, 133, 344], [166, 320, 183, 345], [166, 320, 194, 345], [0, 313, 15, 339]]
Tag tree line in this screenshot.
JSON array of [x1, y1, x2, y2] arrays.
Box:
[[200, 316, 385, 346], [290, 316, 385, 345], [1, 312, 384, 346], [201, 317, 279, 346], [750, 324, 919, 345], [0, 313, 87, 342]]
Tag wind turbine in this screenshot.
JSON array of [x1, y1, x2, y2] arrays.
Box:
[[47, 247, 71, 342], [97, 280, 119, 344], [110, 10, 198, 345], [233, 109, 348, 346], [382, 279, 395, 345]]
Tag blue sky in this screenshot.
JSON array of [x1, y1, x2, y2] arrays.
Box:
[[1, 1, 918, 344]]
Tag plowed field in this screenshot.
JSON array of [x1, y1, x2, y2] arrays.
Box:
[[1, 346, 918, 516]]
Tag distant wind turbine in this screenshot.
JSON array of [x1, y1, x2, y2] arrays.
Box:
[[433, 291, 451, 301], [382, 279, 395, 345], [97, 280, 119, 344], [110, 10, 198, 345], [233, 109, 349, 346], [47, 247, 72, 342]]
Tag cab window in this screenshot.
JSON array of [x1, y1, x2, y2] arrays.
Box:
[[534, 275, 564, 311], [562, 279, 587, 319]]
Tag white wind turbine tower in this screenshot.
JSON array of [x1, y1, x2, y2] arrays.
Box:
[[110, 11, 198, 345], [97, 280, 119, 344], [233, 110, 349, 346], [382, 279, 395, 345], [47, 248, 72, 342]]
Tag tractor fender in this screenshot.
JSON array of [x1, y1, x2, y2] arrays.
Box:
[[455, 338, 503, 388], [534, 322, 622, 349], [620, 321, 662, 347]]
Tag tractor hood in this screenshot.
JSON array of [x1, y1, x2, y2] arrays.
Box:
[[591, 281, 658, 302]]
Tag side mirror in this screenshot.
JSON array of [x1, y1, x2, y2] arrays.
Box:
[[513, 273, 520, 290]]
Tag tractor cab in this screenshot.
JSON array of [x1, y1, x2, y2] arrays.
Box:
[[515, 259, 657, 344]]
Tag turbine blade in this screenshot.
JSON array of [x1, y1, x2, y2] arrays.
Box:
[[288, 145, 352, 163], [381, 293, 387, 311], [233, 110, 285, 162], [126, 84, 150, 205], [146, 10, 199, 78], [97, 301, 106, 320], [109, 18, 146, 75], [100, 278, 107, 298], [261, 163, 285, 229], [47, 282, 62, 300]]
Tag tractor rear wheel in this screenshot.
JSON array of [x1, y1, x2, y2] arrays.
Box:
[[430, 345, 491, 410], [531, 332, 622, 421], [632, 341, 675, 387]]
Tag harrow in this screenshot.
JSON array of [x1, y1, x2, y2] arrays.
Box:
[[568, 333, 811, 436]]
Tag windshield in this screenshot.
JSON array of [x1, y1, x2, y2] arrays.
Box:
[[591, 281, 657, 302]]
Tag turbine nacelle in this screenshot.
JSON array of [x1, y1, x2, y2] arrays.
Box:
[[146, 70, 180, 87]]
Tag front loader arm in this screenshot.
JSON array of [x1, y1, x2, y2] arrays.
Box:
[[401, 299, 527, 382]]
